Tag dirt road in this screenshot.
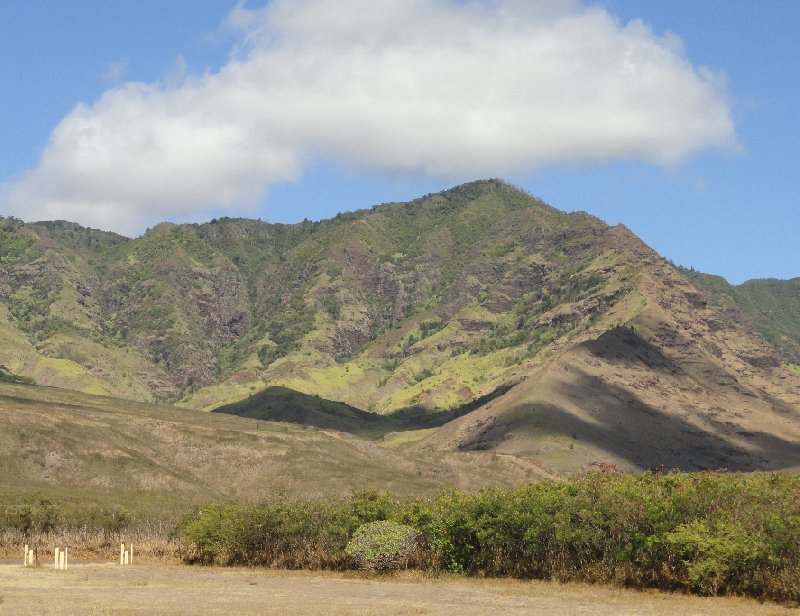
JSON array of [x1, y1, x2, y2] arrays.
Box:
[[0, 563, 794, 615]]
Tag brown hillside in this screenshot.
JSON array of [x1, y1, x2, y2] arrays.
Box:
[[0, 381, 549, 507]]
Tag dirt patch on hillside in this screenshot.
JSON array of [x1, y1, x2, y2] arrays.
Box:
[[0, 563, 794, 615]]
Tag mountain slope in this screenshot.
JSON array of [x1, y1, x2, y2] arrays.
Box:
[[0, 180, 624, 410], [212, 383, 514, 439], [418, 231, 800, 472], [683, 269, 800, 366]]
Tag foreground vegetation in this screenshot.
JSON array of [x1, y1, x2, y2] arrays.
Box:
[[3, 472, 799, 603], [177, 471, 800, 602]]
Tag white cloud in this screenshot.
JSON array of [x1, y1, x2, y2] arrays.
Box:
[[0, 0, 737, 235]]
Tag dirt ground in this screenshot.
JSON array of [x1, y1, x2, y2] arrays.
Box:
[[0, 562, 796, 615]]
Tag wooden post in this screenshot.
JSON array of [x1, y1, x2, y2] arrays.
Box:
[[119, 542, 133, 565], [24, 544, 28, 566], [64, 547, 68, 571], [53, 547, 68, 571]]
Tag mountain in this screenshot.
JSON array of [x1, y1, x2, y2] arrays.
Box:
[[682, 269, 800, 367], [1, 180, 798, 475]]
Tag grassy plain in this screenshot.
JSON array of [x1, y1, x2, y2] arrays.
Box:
[[0, 563, 795, 616]]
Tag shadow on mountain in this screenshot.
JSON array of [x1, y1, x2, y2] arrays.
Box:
[[459, 362, 800, 471], [389, 383, 516, 428], [585, 325, 800, 420], [584, 326, 680, 373], [212, 384, 516, 440]]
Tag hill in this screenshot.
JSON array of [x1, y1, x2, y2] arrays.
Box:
[[1, 180, 798, 475]]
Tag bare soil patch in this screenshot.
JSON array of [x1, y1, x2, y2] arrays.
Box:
[[0, 563, 795, 615]]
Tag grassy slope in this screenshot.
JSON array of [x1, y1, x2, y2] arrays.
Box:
[[212, 383, 515, 440], [212, 386, 406, 439], [0, 381, 549, 514]]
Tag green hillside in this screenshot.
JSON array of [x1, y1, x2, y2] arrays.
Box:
[[0, 180, 622, 411], [212, 383, 514, 439]]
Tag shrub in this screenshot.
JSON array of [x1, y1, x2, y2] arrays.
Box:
[[346, 521, 419, 571]]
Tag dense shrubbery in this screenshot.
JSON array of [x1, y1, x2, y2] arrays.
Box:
[[178, 473, 800, 602], [0, 499, 135, 538]]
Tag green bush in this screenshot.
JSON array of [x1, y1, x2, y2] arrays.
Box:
[[346, 521, 419, 571]]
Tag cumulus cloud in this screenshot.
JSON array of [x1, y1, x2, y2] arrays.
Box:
[[0, 0, 736, 235]]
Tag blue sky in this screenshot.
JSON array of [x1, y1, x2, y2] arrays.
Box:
[[0, 1, 797, 283]]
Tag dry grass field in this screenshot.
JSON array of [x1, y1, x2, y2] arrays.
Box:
[[0, 563, 796, 616]]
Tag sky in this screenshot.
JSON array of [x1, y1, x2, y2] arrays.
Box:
[[0, 1, 797, 284]]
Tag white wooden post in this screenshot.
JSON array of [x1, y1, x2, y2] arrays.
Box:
[[53, 547, 68, 571], [64, 547, 68, 570], [24, 544, 28, 566], [118, 542, 133, 565]]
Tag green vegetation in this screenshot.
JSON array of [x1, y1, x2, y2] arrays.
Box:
[[5, 448, 799, 603], [176, 472, 800, 602], [212, 385, 405, 438], [0, 179, 631, 412], [1, 179, 796, 419], [401, 318, 446, 350], [0, 497, 131, 539], [473, 273, 606, 355], [0, 217, 33, 266]]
